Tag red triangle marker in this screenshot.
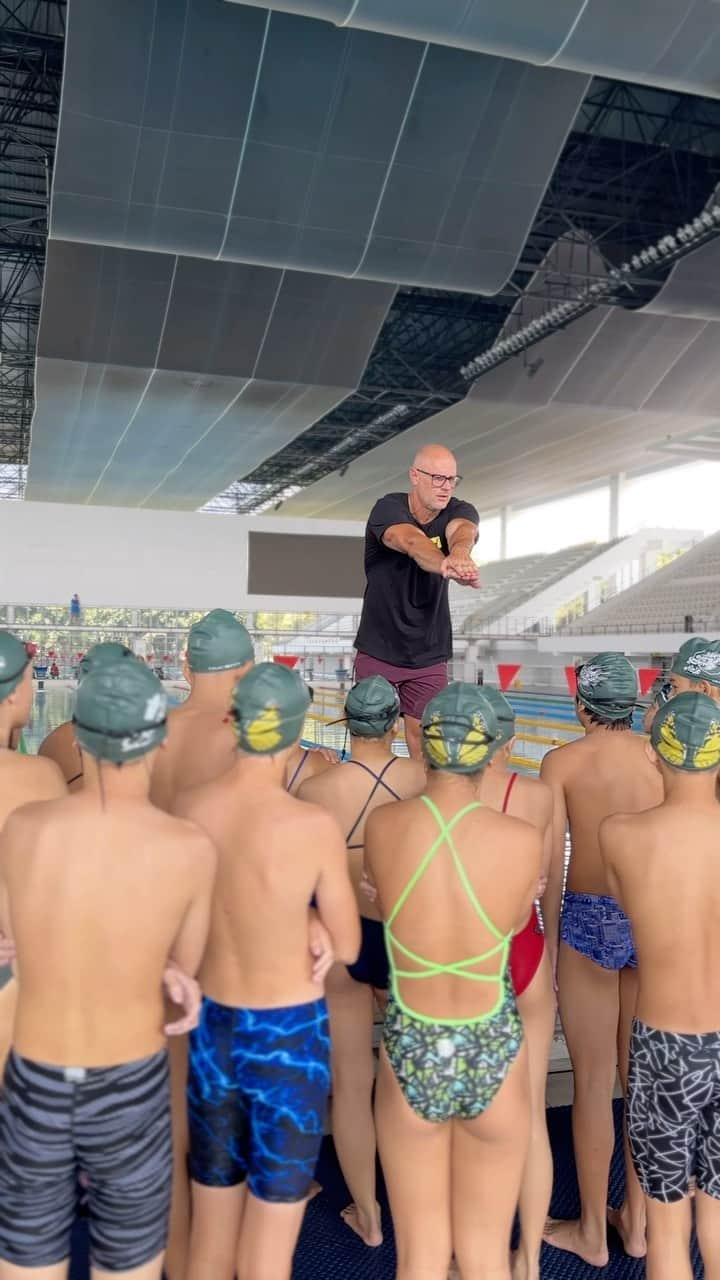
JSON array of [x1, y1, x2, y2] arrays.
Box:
[[273, 655, 299, 668], [497, 663, 521, 692], [639, 667, 662, 696]]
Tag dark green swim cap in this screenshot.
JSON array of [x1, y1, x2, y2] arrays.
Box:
[[0, 631, 30, 702], [421, 682, 500, 774], [651, 692, 720, 772], [478, 686, 515, 746], [232, 661, 310, 755], [187, 609, 253, 674], [345, 676, 400, 738], [78, 642, 134, 680], [576, 652, 637, 721], [74, 661, 168, 764], [671, 638, 720, 687]]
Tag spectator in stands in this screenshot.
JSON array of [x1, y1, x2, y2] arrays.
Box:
[[49, 662, 60, 680], [541, 653, 663, 1268], [353, 445, 480, 760], [69, 593, 81, 625]]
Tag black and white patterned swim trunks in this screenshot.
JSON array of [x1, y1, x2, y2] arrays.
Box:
[[627, 1017, 720, 1202], [0, 1048, 172, 1269]]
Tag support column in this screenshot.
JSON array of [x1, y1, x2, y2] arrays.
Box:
[[463, 642, 479, 684], [609, 473, 624, 541], [499, 506, 510, 560], [6, 605, 14, 624]]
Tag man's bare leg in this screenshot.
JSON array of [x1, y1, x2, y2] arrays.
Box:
[[513, 954, 555, 1280], [645, 1197, 693, 1280], [403, 715, 423, 762], [236, 1194, 308, 1280], [695, 1190, 720, 1280], [543, 943, 618, 1267], [187, 1183, 245, 1280], [607, 965, 646, 1258], [453, 1044, 530, 1280], [326, 967, 383, 1246], [375, 1050, 452, 1280]]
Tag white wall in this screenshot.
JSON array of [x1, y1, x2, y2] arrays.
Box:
[[0, 501, 365, 611]]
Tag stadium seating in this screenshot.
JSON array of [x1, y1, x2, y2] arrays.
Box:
[[564, 531, 720, 633]]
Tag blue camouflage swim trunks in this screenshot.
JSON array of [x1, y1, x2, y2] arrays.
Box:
[[561, 891, 637, 970], [188, 995, 330, 1203]]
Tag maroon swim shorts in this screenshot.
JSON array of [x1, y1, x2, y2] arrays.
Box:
[[353, 654, 449, 721]]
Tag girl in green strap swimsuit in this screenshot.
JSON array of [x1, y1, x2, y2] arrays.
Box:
[[383, 792, 523, 1123]]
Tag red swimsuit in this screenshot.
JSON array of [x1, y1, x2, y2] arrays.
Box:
[[504, 772, 545, 997]]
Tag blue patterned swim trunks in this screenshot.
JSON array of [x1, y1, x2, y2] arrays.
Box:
[[561, 891, 637, 970], [188, 995, 330, 1203]]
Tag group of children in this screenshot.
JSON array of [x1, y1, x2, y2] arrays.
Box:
[[0, 613, 718, 1280]]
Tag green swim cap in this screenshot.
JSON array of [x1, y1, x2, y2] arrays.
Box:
[[651, 692, 720, 772], [0, 631, 30, 702], [78, 642, 134, 680], [576, 652, 637, 721], [73, 661, 168, 764], [478, 686, 515, 746], [231, 661, 310, 755], [421, 682, 500, 774], [187, 609, 253, 673], [671, 638, 720, 687], [345, 676, 400, 738]]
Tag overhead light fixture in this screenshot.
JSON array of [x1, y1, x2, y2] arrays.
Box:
[[459, 190, 720, 386]]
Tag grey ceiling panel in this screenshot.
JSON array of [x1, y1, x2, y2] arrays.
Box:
[[52, 0, 586, 293], [26, 239, 393, 507], [279, 226, 720, 521], [37, 241, 175, 367], [228, 0, 720, 97], [644, 237, 720, 321]]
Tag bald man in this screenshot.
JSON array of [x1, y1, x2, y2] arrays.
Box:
[[353, 444, 480, 759]]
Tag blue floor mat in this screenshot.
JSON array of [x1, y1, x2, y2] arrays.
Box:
[[69, 1100, 704, 1278]]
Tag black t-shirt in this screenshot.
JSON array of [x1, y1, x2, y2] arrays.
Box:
[[354, 493, 479, 667]]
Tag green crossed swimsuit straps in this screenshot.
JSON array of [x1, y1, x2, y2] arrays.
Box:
[[381, 794, 524, 1122]]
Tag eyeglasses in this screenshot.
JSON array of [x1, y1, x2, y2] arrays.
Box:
[[414, 468, 462, 489]]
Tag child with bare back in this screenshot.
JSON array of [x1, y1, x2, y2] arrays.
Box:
[[297, 676, 425, 1249], [38, 642, 134, 790], [151, 610, 335, 811], [176, 663, 360, 1280], [541, 652, 663, 1267], [365, 683, 541, 1280], [600, 691, 720, 1280], [0, 632, 67, 1071], [0, 658, 216, 1280], [477, 686, 554, 1280]]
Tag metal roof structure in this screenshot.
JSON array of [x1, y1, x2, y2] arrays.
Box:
[[3, 1, 720, 517]]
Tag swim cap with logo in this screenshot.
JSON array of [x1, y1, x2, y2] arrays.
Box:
[[187, 609, 254, 674], [651, 692, 720, 772], [231, 661, 310, 755], [345, 676, 400, 738], [576, 652, 638, 721], [73, 661, 168, 764], [0, 631, 30, 702], [478, 686, 515, 746], [671, 638, 720, 688], [421, 683, 500, 774], [78, 642, 134, 680]]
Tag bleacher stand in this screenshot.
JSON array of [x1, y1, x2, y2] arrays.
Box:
[[453, 541, 621, 632], [564, 530, 720, 634]]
